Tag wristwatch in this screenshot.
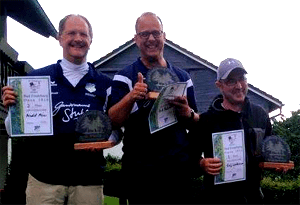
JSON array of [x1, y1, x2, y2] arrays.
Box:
[[189, 108, 195, 120]]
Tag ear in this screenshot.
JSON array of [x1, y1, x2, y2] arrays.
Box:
[[215, 80, 222, 89], [134, 34, 141, 48], [134, 34, 138, 43], [58, 35, 63, 47], [163, 32, 166, 41]]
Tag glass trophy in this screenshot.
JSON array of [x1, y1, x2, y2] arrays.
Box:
[[146, 67, 180, 99], [74, 110, 115, 150]]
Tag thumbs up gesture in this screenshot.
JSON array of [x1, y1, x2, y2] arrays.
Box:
[[131, 72, 148, 100]]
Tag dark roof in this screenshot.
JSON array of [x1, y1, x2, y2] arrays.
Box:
[[2, 0, 57, 38], [93, 38, 283, 111], [93, 38, 135, 67]]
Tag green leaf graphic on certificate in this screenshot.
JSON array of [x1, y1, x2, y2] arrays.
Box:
[[212, 130, 246, 185], [10, 79, 25, 134], [213, 134, 225, 183]]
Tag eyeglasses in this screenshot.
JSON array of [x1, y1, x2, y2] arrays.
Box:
[[221, 76, 247, 86], [137, 30, 163, 39]]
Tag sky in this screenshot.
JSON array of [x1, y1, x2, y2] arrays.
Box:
[[6, 0, 300, 120]]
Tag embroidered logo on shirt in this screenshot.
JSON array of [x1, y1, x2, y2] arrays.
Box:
[[85, 83, 96, 93], [53, 101, 90, 122]]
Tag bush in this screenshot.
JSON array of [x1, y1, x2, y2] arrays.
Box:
[[261, 176, 300, 204], [103, 154, 123, 198], [272, 109, 300, 179]]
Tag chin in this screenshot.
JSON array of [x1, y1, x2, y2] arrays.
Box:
[[234, 97, 246, 104]]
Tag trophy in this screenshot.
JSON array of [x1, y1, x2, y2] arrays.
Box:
[[259, 135, 294, 170], [74, 110, 115, 150], [146, 68, 180, 99]]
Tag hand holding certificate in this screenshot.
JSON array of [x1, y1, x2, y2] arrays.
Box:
[[148, 82, 187, 134], [212, 129, 246, 185], [8, 76, 53, 136]]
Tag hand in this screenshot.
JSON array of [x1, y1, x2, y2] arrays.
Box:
[[167, 96, 190, 118], [200, 158, 223, 175], [130, 72, 148, 101], [1, 86, 17, 108]]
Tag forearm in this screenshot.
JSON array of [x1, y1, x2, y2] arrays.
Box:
[[108, 92, 136, 128]]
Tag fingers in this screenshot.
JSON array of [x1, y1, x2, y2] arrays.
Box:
[[138, 72, 144, 83], [167, 96, 190, 118], [1, 86, 17, 108], [200, 158, 223, 175], [131, 73, 148, 100]]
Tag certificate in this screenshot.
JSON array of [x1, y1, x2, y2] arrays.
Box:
[[8, 76, 53, 136], [148, 82, 187, 134], [212, 129, 246, 185]]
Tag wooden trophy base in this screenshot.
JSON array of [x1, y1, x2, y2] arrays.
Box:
[[259, 161, 294, 170], [147, 92, 159, 99], [74, 140, 115, 150]]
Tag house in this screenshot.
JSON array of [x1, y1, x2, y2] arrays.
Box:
[[93, 39, 284, 158], [0, 0, 57, 197]]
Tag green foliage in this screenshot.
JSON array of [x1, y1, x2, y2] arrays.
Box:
[[272, 109, 300, 179], [104, 195, 120, 205], [103, 154, 123, 198], [260, 109, 300, 204], [261, 175, 300, 191], [261, 176, 300, 204]]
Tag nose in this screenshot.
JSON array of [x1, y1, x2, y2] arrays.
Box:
[[74, 33, 83, 42], [148, 33, 156, 41], [235, 81, 243, 88]]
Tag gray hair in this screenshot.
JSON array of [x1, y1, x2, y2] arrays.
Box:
[[135, 12, 163, 32], [57, 14, 93, 39]]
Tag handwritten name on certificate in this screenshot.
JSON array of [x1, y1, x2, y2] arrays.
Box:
[[212, 129, 246, 185], [8, 76, 53, 137], [148, 82, 187, 134]]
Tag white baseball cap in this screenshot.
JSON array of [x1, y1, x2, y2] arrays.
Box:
[[217, 58, 247, 80]]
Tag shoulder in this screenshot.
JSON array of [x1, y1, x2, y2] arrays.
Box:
[[88, 63, 112, 87], [117, 64, 135, 77], [169, 64, 190, 81], [246, 100, 269, 121], [248, 101, 268, 115], [95, 72, 112, 86], [117, 60, 140, 78], [113, 60, 141, 86], [27, 63, 59, 76]]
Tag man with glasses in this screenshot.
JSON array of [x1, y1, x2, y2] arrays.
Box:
[[108, 12, 199, 204], [189, 58, 272, 204]]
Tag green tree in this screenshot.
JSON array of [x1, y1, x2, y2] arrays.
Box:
[[272, 109, 300, 178]]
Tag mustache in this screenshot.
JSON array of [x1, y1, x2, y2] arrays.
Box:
[[70, 41, 87, 47]]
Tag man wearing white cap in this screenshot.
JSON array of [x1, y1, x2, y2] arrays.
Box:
[[189, 58, 272, 204]]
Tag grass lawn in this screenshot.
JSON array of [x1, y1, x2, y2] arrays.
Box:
[[104, 196, 121, 205]]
